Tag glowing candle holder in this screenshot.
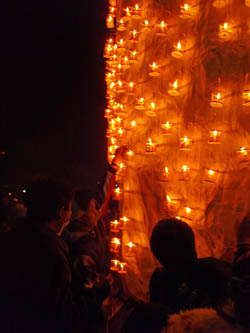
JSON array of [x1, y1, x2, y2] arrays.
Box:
[[156, 21, 167, 36], [132, 4, 142, 19], [141, 20, 151, 33], [126, 82, 136, 95], [161, 166, 172, 181], [180, 3, 196, 19], [129, 29, 139, 42], [106, 15, 115, 29], [243, 90, 250, 106], [119, 216, 130, 230], [180, 136, 193, 150], [110, 237, 121, 253], [146, 101, 157, 117], [121, 56, 130, 69], [179, 165, 190, 181], [149, 62, 160, 77], [161, 121, 173, 135], [165, 195, 178, 211], [129, 120, 137, 130], [145, 138, 156, 153], [125, 242, 136, 257], [118, 262, 128, 274], [135, 97, 145, 110], [126, 149, 134, 160], [204, 169, 217, 183], [168, 80, 180, 96], [237, 147, 250, 163], [113, 187, 123, 200], [246, 0, 250, 7], [171, 41, 184, 59], [212, 0, 229, 8], [210, 91, 224, 108], [129, 50, 138, 63], [116, 104, 127, 117], [110, 259, 120, 271], [218, 22, 233, 40], [110, 220, 120, 233], [116, 80, 126, 93], [208, 130, 222, 144], [117, 19, 127, 32], [123, 7, 132, 19], [117, 162, 126, 176], [117, 39, 126, 50]]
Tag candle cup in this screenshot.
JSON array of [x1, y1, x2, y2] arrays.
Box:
[[164, 195, 178, 212], [129, 29, 139, 43], [149, 63, 160, 77], [135, 97, 145, 110], [141, 20, 151, 33], [117, 19, 127, 32], [180, 136, 193, 150], [126, 82, 136, 95], [146, 102, 157, 117], [168, 80, 180, 96], [161, 167, 173, 182], [213, 0, 229, 8], [110, 259, 120, 271], [208, 130, 222, 144], [116, 80, 126, 94], [242, 90, 250, 106], [145, 138, 156, 153], [132, 4, 142, 19], [110, 237, 121, 253], [237, 147, 250, 163], [171, 42, 184, 59], [110, 220, 120, 233], [156, 21, 167, 36], [218, 22, 233, 40], [204, 169, 217, 183], [129, 50, 138, 64], [119, 216, 130, 230], [125, 242, 135, 257], [161, 122, 173, 135], [106, 15, 115, 29], [179, 165, 190, 181], [210, 92, 224, 108], [118, 262, 128, 274], [113, 187, 123, 200], [180, 4, 195, 19], [121, 56, 130, 70]]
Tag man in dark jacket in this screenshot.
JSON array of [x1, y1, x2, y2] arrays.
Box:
[[0, 179, 87, 333]]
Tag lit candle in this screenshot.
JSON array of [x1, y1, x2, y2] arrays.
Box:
[[208, 130, 222, 144], [117, 162, 126, 175], [166, 195, 177, 210], [124, 7, 131, 18], [121, 56, 130, 69], [119, 216, 130, 230], [179, 165, 190, 181], [118, 262, 128, 274], [242, 90, 250, 106], [110, 237, 121, 253], [106, 15, 115, 29], [180, 136, 192, 150], [130, 120, 136, 129], [110, 259, 120, 271], [105, 108, 112, 118], [149, 62, 160, 77], [210, 91, 224, 108], [129, 29, 139, 42], [180, 3, 192, 19], [125, 242, 135, 257], [171, 41, 184, 59], [117, 39, 126, 49], [132, 4, 141, 18], [204, 169, 217, 183], [161, 121, 172, 134], [156, 21, 167, 36], [142, 19, 151, 32], [145, 138, 156, 152], [113, 187, 122, 200], [135, 97, 145, 110], [129, 50, 138, 63], [126, 81, 136, 95], [218, 22, 233, 40], [116, 80, 126, 93], [168, 80, 180, 96], [117, 19, 127, 32], [146, 101, 157, 117], [109, 6, 116, 16], [110, 220, 120, 233], [237, 147, 249, 163]]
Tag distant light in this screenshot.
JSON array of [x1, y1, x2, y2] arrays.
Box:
[[0, 152, 6, 155], [8, 192, 12, 196], [22, 189, 26, 193]]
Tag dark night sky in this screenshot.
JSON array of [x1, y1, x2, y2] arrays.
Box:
[[0, 1, 108, 188]]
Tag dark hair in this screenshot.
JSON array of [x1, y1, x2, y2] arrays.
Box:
[[150, 218, 197, 267], [25, 179, 73, 224], [74, 189, 96, 211]]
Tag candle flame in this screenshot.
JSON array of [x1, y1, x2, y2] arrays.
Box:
[[128, 149, 134, 156], [165, 166, 169, 174], [216, 93, 221, 100], [151, 101, 155, 109], [160, 21, 166, 29], [129, 241, 134, 248], [177, 42, 182, 50], [182, 165, 189, 172], [173, 80, 178, 89], [208, 169, 215, 176], [167, 195, 171, 202], [224, 22, 228, 29], [184, 3, 189, 10], [120, 19, 124, 24], [131, 120, 136, 127], [213, 130, 218, 137], [165, 121, 171, 129], [112, 237, 121, 245], [139, 97, 144, 104], [186, 207, 192, 214], [144, 20, 149, 26], [135, 4, 139, 10]]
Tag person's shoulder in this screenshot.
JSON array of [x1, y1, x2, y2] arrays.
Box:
[[163, 308, 241, 333]]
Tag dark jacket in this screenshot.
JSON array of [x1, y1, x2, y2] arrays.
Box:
[[150, 257, 231, 314], [0, 219, 87, 333]]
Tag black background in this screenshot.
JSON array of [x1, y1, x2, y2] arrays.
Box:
[[0, 1, 108, 188]]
